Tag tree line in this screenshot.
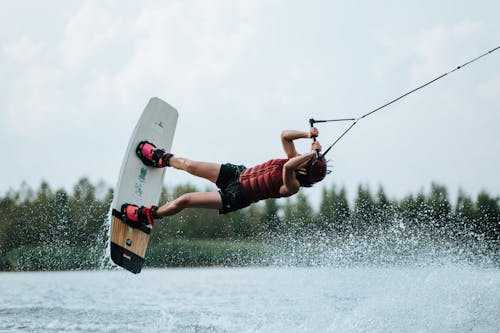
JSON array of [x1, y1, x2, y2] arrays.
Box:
[[0, 177, 498, 270]]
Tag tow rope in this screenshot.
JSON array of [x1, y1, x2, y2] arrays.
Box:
[[311, 45, 500, 158]]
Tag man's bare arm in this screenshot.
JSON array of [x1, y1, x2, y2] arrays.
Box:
[[281, 128, 318, 158], [281, 151, 317, 195]]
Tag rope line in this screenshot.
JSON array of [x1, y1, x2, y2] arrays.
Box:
[[313, 45, 500, 158]]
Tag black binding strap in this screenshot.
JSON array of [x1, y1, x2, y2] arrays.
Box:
[[112, 208, 152, 235]]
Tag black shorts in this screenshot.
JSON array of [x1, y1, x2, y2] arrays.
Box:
[[216, 163, 251, 214]]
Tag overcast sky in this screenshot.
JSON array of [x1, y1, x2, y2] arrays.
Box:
[[1, 0, 499, 206]]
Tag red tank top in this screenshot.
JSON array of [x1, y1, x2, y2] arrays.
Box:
[[239, 158, 292, 202]]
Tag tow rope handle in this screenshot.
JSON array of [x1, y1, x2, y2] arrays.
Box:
[[309, 118, 321, 159]]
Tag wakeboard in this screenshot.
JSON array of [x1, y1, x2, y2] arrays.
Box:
[[110, 97, 178, 274]]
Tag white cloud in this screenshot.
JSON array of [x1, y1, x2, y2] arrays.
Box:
[[58, 0, 124, 68], [2, 36, 44, 63], [451, 18, 483, 38], [477, 74, 500, 99], [3, 0, 265, 140], [4, 1, 132, 138], [113, 1, 261, 108], [411, 19, 485, 82], [6, 66, 66, 137]]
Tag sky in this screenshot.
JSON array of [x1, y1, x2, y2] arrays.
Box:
[[1, 0, 499, 206]]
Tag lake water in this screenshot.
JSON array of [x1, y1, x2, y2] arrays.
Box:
[[0, 266, 498, 333]]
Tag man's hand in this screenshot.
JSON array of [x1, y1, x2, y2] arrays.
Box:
[[309, 127, 319, 138], [312, 141, 322, 152]]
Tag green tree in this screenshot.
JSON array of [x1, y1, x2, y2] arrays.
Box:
[[1, 178, 499, 271], [414, 191, 432, 239], [31, 181, 55, 246], [0, 192, 19, 254], [427, 183, 451, 223], [262, 199, 280, 232], [475, 191, 499, 241], [240, 204, 262, 238], [69, 177, 109, 247], [455, 189, 476, 239], [294, 192, 314, 232], [318, 185, 351, 235], [374, 186, 394, 234], [353, 185, 375, 235]]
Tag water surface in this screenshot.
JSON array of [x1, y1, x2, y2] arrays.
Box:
[[0, 266, 498, 332]]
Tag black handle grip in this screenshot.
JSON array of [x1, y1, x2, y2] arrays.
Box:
[[309, 118, 320, 158], [309, 118, 316, 142]]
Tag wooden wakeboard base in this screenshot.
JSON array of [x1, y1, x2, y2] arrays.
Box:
[[110, 213, 151, 274]]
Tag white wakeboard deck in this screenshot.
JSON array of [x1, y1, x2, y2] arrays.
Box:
[[110, 97, 178, 273]]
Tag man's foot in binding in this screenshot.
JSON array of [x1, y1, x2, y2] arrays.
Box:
[[136, 141, 173, 168], [121, 204, 158, 227]]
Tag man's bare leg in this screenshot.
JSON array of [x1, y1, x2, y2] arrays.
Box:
[[168, 156, 221, 184], [156, 191, 222, 217], [153, 156, 223, 218]]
